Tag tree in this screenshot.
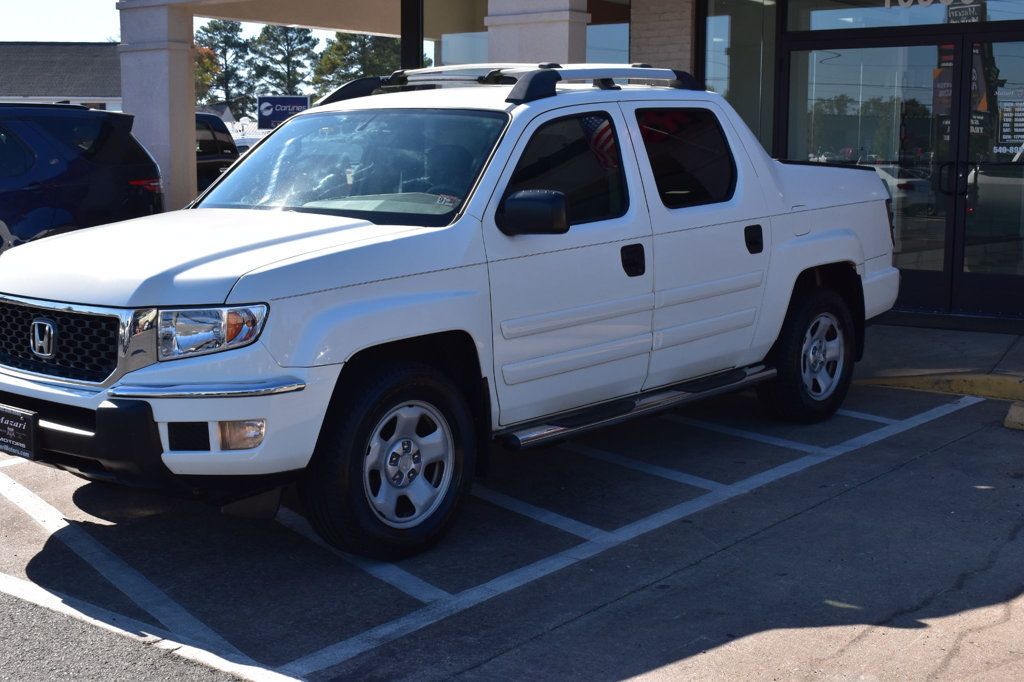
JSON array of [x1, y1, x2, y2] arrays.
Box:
[[249, 25, 319, 95], [194, 46, 221, 105], [195, 20, 253, 118], [311, 33, 401, 97]]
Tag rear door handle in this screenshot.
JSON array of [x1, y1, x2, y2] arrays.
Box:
[[620, 243, 646, 277], [744, 224, 763, 254]]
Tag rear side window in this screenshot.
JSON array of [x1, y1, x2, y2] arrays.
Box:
[[196, 122, 220, 156], [635, 108, 736, 209], [503, 112, 627, 227], [213, 129, 237, 156], [32, 114, 152, 166], [33, 115, 104, 155], [0, 125, 33, 177]]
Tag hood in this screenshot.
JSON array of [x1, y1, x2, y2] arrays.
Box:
[[0, 209, 419, 308]]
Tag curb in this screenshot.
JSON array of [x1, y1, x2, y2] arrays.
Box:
[[856, 372, 1024, 402]]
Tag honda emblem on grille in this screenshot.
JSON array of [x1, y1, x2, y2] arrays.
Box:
[[30, 319, 56, 359]]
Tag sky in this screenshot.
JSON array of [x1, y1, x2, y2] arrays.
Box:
[[0, 0, 339, 45]]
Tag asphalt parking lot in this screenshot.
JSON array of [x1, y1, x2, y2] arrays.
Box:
[[1, 383, 1022, 681]]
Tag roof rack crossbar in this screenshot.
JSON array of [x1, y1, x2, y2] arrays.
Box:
[[504, 65, 700, 104]]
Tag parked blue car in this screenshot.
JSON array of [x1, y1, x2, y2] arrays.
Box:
[[0, 104, 162, 252]]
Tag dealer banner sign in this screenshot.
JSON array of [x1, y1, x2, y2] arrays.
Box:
[[257, 95, 310, 130]]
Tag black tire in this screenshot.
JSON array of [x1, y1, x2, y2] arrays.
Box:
[[757, 289, 855, 423], [299, 363, 476, 559]]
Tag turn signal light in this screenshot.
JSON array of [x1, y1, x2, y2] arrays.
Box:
[[219, 419, 266, 451]]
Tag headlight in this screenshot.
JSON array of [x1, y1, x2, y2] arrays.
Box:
[[158, 305, 268, 361]]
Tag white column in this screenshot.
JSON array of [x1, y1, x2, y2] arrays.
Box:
[[485, 0, 590, 64], [118, 2, 196, 210]]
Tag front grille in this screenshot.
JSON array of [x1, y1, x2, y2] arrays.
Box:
[[0, 301, 120, 383]]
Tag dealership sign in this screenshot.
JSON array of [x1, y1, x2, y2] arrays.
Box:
[[257, 95, 310, 129]]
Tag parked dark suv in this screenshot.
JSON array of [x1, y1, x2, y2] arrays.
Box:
[[0, 104, 162, 252], [196, 112, 239, 192]]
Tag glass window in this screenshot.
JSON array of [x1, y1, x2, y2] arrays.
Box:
[[502, 112, 628, 226], [788, 0, 1024, 31], [196, 122, 219, 156], [636, 109, 737, 209], [199, 109, 508, 227], [787, 46, 948, 273], [32, 115, 103, 155], [587, 1, 631, 63], [587, 23, 630, 63], [964, 40, 1024, 276], [0, 126, 32, 178], [213, 129, 237, 156], [705, 0, 775, 150], [33, 113, 149, 166]]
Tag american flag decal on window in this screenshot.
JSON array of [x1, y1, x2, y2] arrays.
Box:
[[580, 115, 619, 169]]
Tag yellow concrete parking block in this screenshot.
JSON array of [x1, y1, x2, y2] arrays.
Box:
[[857, 372, 1024, 402], [1003, 401, 1024, 431]]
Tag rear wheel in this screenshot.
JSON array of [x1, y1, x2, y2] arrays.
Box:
[[299, 363, 475, 559], [757, 289, 855, 423]]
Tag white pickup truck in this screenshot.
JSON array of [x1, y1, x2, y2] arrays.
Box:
[[0, 64, 899, 558]]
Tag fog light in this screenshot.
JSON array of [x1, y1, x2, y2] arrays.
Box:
[[219, 419, 266, 451]]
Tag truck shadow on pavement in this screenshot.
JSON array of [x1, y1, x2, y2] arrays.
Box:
[[14, 391, 1024, 678]]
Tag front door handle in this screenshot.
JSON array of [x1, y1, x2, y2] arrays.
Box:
[[620, 243, 646, 277]]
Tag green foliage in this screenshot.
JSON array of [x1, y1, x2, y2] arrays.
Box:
[[195, 22, 427, 114], [249, 25, 319, 96], [195, 20, 253, 118], [311, 33, 402, 97]]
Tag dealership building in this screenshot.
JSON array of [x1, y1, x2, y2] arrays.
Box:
[[119, 0, 1024, 317]]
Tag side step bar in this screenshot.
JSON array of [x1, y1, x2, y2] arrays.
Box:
[[500, 365, 776, 449]]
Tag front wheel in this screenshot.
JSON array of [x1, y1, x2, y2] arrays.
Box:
[[299, 363, 476, 559], [757, 289, 855, 423]]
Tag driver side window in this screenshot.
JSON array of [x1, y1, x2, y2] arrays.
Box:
[[503, 112, 628, 227]]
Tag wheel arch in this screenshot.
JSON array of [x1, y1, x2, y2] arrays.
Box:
[[771, 262, 866, 363], [324, 330, 493, 476]]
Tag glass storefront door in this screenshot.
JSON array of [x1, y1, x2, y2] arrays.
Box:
[[784, 36, 1024, 314], [955, 39, 1024, 313], [786, 42, 958, 309]]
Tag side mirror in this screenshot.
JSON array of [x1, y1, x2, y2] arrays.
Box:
[[496, 190, 569, 236]]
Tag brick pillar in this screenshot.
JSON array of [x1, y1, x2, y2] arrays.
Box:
[[630, 0, 696, 73]]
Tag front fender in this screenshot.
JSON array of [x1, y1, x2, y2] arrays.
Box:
[[259, 265, 494, 374]]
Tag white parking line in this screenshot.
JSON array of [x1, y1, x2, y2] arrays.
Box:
[[662, 415, 830, 455], [0, 573, 297, 682], [279, 395, 983, 677], [472, 485, 611, 541], [836, 409, 899, 425], [275, 507, 451, 604], [562, 442, 728, 491], [0, 471, 247, 661]]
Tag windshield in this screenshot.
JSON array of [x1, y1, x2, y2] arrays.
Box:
[[198, 108, 509, 227]]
